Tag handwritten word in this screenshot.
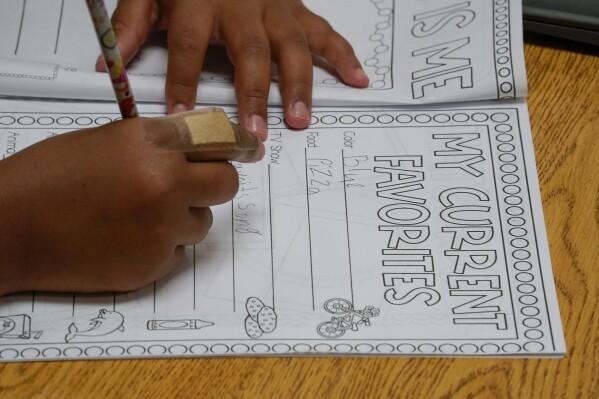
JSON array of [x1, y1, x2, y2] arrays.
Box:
[[307, 158, 333, 195], [233, 162, 262, 235]]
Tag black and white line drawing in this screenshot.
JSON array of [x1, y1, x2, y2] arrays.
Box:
[[0, 314, 42, 339], [317, 298, 380, 338], [362, 0, 394, 89], [245, 297, 277, 339], [65, 309, 124, 343], [0, 103, 565, 359], [147, 319, 214, 331]]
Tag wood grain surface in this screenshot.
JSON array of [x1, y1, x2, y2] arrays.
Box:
[[0, 33, 597, 399]]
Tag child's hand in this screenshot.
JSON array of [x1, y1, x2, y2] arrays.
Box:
[[0, 112, 263, 295], [97, 0, 369, 139]]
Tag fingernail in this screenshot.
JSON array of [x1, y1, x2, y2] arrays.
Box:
[[247, 115, 268, 141], [290, 101, 310, 122], [95, 56, 106, 71], [355, 67, 369, 83], [172, 104, 188, 114]]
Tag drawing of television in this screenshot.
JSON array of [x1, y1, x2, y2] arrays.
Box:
[[0, 314, 43, 339]]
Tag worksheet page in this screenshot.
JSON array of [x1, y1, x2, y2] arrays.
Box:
[[0, 0, 526, 105], [0, 99, 565, 361]]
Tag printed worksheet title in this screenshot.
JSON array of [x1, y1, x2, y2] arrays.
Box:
[[410, 1, 476, 99], [374, 132, 507, 331]]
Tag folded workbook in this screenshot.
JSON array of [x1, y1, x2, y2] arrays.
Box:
[[1, 0, 526, 106], [0, 0, 565, 361]]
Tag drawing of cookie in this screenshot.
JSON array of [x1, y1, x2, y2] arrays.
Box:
[[246, 297, 265, 321], [244, 315, 263, 339], [257, 306, 277, 333]]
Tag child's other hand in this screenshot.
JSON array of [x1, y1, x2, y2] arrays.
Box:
[[96, 0, 369, 139], [0, 112, 263, 295]]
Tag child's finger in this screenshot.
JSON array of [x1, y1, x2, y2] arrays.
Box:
[[265, 11, 313, 129], [183, 162, 240, 207], [298, 10, 370, 88], [220, 7, 272, 141], [165, 0, 215, 114], [95, 0, 158, 71], [143, 108, 265, 163], [179, 207, 213, 245]]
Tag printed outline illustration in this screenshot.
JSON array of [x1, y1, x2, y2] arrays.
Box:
[[146, 319, 214, 331], [317, 298, 380, 338], [245, 297, 277, 339], [0, 314, 42, 339], [0, 106, 563, 359], [65, 309, 124, 343]]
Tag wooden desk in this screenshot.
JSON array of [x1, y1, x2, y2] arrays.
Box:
[[0, 34, 597, 398]]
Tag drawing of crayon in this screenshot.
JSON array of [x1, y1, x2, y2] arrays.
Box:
[[147, 319, 214, 331]]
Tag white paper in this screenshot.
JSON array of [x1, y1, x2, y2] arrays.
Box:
[[0, 0, 527, 106], [0, 98, 565, 360]]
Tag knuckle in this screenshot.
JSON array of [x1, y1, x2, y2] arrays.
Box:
[[243, 87, 269, 102], [311, 19, 334, 40], [239, 36, 270, 57], [172, 31, 203, 55], [168, 81, 196, 97], [137, 165, 179, 203], [129, 116, 146, 130], [111, 18, 131, 33], [290, 77, 312, 90], [336, 40, 356, 57], [283, 31, 309, 49], [112, 19, 145, 47], [118, 116, 144, 133]]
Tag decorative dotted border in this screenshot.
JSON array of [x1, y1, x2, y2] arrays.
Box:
[[0, 114, 119, 127], [492, 0, 516, 99], [318, 0, 394, 89], [0, 340, 546, 361], [359, 0, 393, 89], [489, 111, 548, 350], [0, 108, 554, 359], [0, 64, 60, 81]]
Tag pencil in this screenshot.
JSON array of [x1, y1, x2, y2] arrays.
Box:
[[86, 0, 138, 118]]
